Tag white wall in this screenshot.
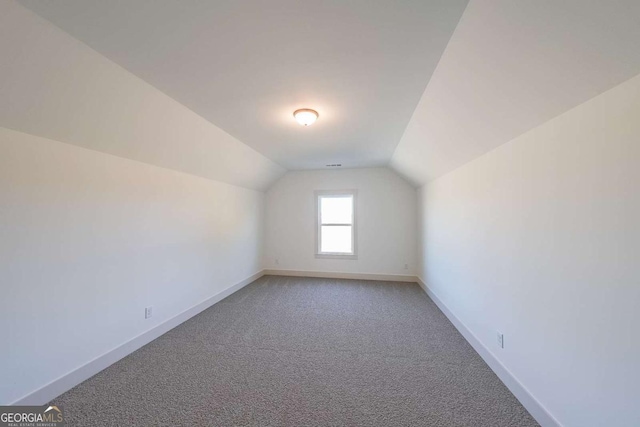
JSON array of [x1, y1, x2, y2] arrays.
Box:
[[0, 127, 265, 404], [419, 72, 640, 427], [265, 168, 417, 277]]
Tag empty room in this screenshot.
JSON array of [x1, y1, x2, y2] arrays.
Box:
[[1, 1, 638, 426]]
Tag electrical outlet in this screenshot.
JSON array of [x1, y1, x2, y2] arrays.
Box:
[[404, 263, 409, 270], [275, 258, 279, 265], [145, 306, 153, 319], [497, 332, 504, 348]]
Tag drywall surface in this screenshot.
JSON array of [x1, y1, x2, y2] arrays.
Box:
[[19, 0, 469, 171], [0, 0, 284, 191], [391, 0, 640, 186], [0, 127, 265, 404], [419, 73, 640, 426], [265, 168, 417, 276]]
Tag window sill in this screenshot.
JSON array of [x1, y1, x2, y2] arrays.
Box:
[[315, 253, 358, 260]]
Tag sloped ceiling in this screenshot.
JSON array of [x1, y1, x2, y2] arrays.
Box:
[[0, 0, 284, 191], [391, 0, 640, 186], [18, 0, 469, 171], [4, 1, 640, 190]]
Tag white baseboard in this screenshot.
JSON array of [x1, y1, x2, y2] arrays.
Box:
[[264, 268, 417, 283], [416, 277, 562, 427], [11, 270, 265, 406]]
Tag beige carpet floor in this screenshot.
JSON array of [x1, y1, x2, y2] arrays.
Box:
[[52, 276, 539, 426]]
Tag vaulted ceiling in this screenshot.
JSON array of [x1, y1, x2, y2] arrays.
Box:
[[5, 0, 640, 189], [18, 0, 468, 171], [391, 0, 640, 185]]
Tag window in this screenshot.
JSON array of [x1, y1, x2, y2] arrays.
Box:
[[315, 190, 357, 259]]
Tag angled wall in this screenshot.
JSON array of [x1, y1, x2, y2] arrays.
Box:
[[391, 0, 640, 186], [0, 0, 285, 191], [0, 1, 281, 404], [419, 73, 640, 426]]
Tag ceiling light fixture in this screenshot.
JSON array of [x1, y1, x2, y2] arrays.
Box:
[[293, 109, 319, 126]]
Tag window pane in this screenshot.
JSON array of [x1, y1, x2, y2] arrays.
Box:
[[321, 225, 352, 253], [320, 196, 352, 224]]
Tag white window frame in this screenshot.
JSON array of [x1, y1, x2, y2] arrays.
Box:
[[315, 190, 358, 259]]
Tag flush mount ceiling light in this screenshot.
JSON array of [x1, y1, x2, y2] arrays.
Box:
[[293, 109, 319, 126]]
